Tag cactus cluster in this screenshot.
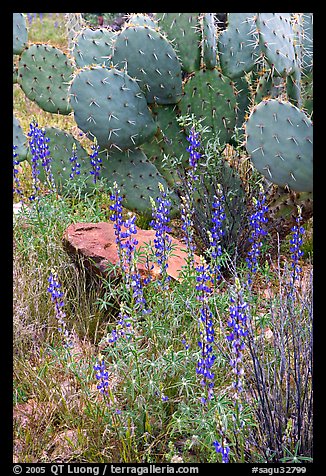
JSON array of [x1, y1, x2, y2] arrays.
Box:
[[13, 12, 313, 231]]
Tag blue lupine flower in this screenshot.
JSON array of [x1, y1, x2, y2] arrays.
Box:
[[150, 183, 172, 286], [246, 189, 268, 284], [289, 208, 305, 281], [69, 143, 81, 179], [209, 189, 226, 283], [226, 292, 248, 398], [47, 271, 73, 348], [89, 140, 101, 183], [186, 126, 201, 172], [28, 121, 54, 199], [109, 182, 149, 314], [94, 359, 109, 395], [195, 260, 216, 404], [213, 440, 230, 463]]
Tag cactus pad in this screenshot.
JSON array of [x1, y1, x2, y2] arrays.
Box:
[[155, 13, 201, 72], [100, 148, 178, 216], [179, 68, 237, 145], [202, 13, 217, 69], [17, 44, 74, 114], [245, 99, 313, 192], [73, 27, 115, 68], [13, 115, 29, 162], [218, 13, 258, 79], [70, 66, 157, 150], [13, 13, 28, 55], [256, 13, 297, 76], [112, 25, 182, 104]]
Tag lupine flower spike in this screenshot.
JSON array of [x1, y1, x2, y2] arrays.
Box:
[[89, 138, 101, 184], [246, 186, 269, 285], [149, 183, 173, 289], [47, 270, 73, 348]]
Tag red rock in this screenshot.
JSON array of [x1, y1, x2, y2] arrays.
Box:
[[62, 222, 201, 282]]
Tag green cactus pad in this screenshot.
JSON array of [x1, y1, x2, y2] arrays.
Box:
[[100, 148, 179, 216], [233, 75, 251, 129], [70, 66, 157, 150], [13, 115, 29, 162], [254, 73, 285, 103], [300, 13, 313, 75], [112, 25, 182, 104], [245, 99, 313, 192], [155, 13, 201, 72], [202, 13, 217, 69], [218, 13, 258, 79], [179, 68, 237, 145], [29, 127, 95, 193], [17, 44, 74, 114], [126, 13, 158, 29], [13, 13, 28, 55], [73, 28, 116, 68], [256, 13, 297, 76]]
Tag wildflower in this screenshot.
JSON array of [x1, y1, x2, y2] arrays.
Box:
[[69, 143, 81, 179], [186, 126, 202, 173], [213, 440, 230, 463], [149, 183, 173, 287], [28, 120, 54, 199], [289, 206, 305, 282], [195, 258, 216, 404], [93, 358, 109, 395], [89, 139, 101, 183], [209, 188, 226, 283], [246, 188, 268, 284], [226, 288, 248, 400], [109, 182, 149, 314], [47, 271, 73, 348]]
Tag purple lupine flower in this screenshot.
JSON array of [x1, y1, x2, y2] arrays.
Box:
[[47, 271, 73, 348], [209, 189, 226, 284], [289, 207, 305, 282], [93, 358, 109, 395], [246, 189, 268, 284], [186, 126, 202, 173], [213, 440, 230, 463], [28, 121, 54, 199], [195, 260, 216, 404], [150, 183, 173, 287], [13, 146, 23, 200], [109, 182, 149, 314], [89, 140, 101, 184], [69, 143, 81, 179], [226, 290, 248, 399]]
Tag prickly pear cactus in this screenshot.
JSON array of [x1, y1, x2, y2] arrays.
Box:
[[17, 44, 74, 114], [179, 68, 237, 145], [256, 13, 297, 77], [201, 13, 217, 69], [155, 13, 202, 72], [69, 66, 157, 150], [100, 148, 179, 216], [126, 13, 158, 29], [13, 115, 29, 162], [111, 25, 183, 104], [73, 27, 116, 68], [13, 13, 28, 55], [218, 13, 258, 79], [245, 98, 313, 192]]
